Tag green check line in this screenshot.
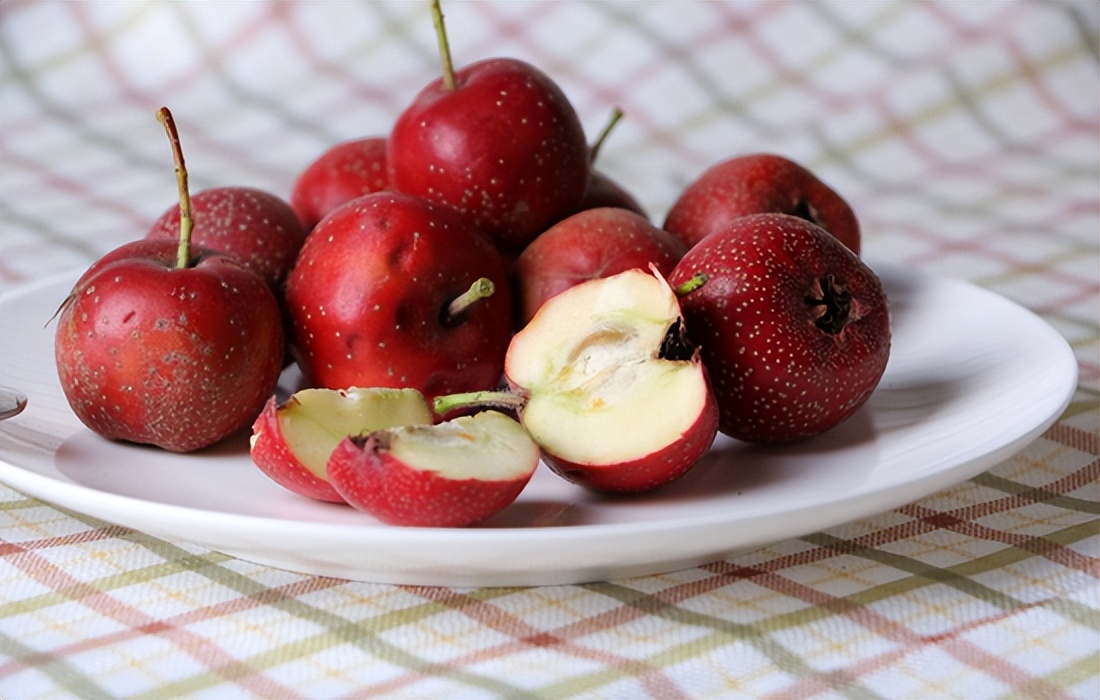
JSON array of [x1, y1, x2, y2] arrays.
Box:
[[1, 499, 535, 699], [111, 538, 538, 700], [165, 3, 343, 150], [0, 634, 113, 700], [971, 470, 1100, 516], [0, 494, 44, 511], [1021, 651, 1100, 698], [803, 518, 1098, 624], [566, 580, 881, 700]]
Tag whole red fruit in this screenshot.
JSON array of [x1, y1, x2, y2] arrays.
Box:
[[290, 136, 389, 232], [147, 186, 307, 289], [512, 207, 686, 327], [284, 191, 513, 402], [55, 245, 285, 452], [668, 213, 889, 443], [664, 153, 861, 254], [387, 57, 589, 254]]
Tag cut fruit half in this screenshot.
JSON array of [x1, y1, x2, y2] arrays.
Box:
[[327, 410, 540, 527], [249, 387, 434, 502], [506, 268, 719, 492]]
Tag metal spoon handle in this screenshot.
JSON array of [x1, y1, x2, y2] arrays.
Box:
[[0, 387, 28, 421]]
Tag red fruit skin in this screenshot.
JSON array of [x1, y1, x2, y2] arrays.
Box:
[[387, 57, 590, 255], [572, 171, 648, 219], [249, 396, 345, 503], [668, 213, 890, 443], [327, 433, 532, 527], [290, 137, 389, 232], [54, 250, 285, 453], [512, 207, 687, 327], [284, 191, 513, 403], [147, 186, 308, 289], [663, 153, 861, 255], [537, 369, 720, 494]]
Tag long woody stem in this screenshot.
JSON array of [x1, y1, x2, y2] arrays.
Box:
[[156, 107, 194, 270]]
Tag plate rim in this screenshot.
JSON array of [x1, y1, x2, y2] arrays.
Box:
[[0, 262, 1079, 584]]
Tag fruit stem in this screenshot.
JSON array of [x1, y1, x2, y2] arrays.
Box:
[[673, 272, 709, 296], [433, 390, 526, 417], [431, 0, 457, 91], [445, 277, 495, 324], [589, 106, 624, 164], [156, 107, 194, 270]]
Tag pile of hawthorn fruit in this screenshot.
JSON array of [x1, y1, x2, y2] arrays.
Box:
[[53, 1, 891, 527]]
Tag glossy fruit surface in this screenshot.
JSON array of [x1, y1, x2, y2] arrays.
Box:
[[512, 207, 686, 327], [668, 213, 889, 443], [664, 153, 860, 254], [290, 136, 389, 232], [284, 191, 513, 402], [388, 57, 589, 254]]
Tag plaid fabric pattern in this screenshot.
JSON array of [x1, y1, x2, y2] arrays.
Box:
[[1, 1, 1096, 697]]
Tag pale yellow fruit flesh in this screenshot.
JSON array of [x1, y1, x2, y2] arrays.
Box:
[[507, 269, 708, 465], [388, 410, 540, 481], [280, 387, 434, 477]]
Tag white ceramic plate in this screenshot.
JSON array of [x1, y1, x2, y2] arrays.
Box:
[[0, 263, 1077, 586]]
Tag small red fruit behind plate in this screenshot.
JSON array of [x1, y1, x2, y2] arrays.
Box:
[[664, 153, 861, 254], [147, 186, 307, 292], [512, 207, 687, 328], [668, 213, 890, 443], [290, 136, 389, 232], [328, 410, 540, 527]]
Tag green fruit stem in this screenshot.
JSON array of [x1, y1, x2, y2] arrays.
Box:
[[156, 107, 194, 270], [433, 389, 526, 417], [589, 106, 624, 164], [431, 0, 457, 91], [446, 277, 495, 321], [673, 272, 709, 296]]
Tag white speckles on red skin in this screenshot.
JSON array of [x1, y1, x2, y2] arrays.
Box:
[[668, 213, 890, 444], [283, 191, 512, 405], [54, 247, 285, 453], [664, 153, 861, 255], [387, 57, 589, 255], [146, 186, 308, 293]]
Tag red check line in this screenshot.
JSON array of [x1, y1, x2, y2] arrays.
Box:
[[350, 585, 690, 699], [276, 4, 406, 110], [0, 524, 132, 557], [1044, 421, 1100, 457], [699, 564, 1068, 700], [1, 150, 152, 231], [756, 586, 1070, 699], [0, 543, 311, 697]]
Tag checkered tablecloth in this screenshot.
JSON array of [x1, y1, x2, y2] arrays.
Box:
[[1, 1, 1097, 698]]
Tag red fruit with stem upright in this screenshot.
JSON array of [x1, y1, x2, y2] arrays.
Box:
[[284, 191, 513, 403], [668, 213, 890, 443], [387, 0, 589, 255], [55, 108, 285, 453], [570, 108, 647, 219], [664, 153, 861, 254]]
